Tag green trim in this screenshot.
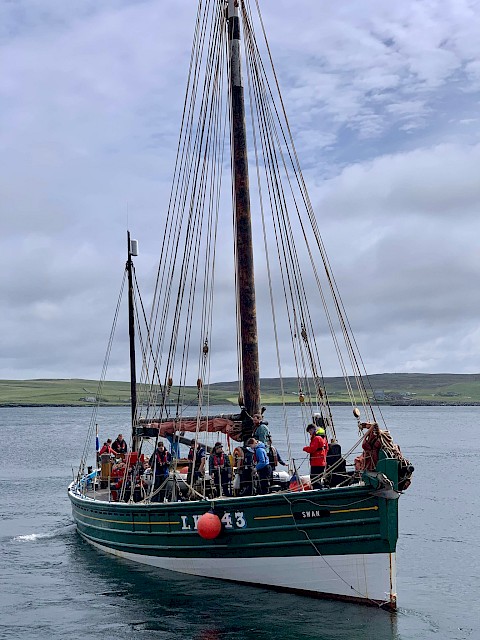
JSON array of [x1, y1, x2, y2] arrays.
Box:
[[69, 482, 398, 560]]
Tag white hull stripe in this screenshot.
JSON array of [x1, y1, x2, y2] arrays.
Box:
[[82, 534, 396, 606]]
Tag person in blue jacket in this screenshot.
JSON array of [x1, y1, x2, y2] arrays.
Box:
[[246, 438, 271, 495]]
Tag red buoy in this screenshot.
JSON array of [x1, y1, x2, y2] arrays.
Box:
[[197, 512, 222, 539]]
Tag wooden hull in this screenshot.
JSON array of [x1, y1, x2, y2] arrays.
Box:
[[68, 481, 398, 609]]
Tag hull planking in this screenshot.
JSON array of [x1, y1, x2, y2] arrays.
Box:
[[68, 483, 398, 609]]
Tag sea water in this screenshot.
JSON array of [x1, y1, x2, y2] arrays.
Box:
[[0, 405, 478, 639]]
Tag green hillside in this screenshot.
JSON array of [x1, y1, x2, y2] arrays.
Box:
[[212, 373, 480, 405], [1, 373, 480, 406], [0, 379, 132, 406], [0, 379, 234, 407]]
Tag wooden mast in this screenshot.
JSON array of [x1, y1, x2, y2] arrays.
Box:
[[227, 0, 260, 418], [126, 230, 138, 452]]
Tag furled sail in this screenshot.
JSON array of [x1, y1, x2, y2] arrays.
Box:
[[138, 415, 243, 441]]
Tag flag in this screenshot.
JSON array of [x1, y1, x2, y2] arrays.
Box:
[[95, 424, 100, 453]]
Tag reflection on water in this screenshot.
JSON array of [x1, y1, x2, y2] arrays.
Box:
[[71, 535, 399, 640]]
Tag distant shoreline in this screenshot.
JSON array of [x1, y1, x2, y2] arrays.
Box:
[[2, 374, 480, 406], [2, 401, 480, 408]]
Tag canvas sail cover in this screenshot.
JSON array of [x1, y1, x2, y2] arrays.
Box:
[[139, 416, 243, 442]]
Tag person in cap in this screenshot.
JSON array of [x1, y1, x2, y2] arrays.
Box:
[[148, 441, 171, 502], [208, 442, 232, 497], [303, 423, 328, 490]]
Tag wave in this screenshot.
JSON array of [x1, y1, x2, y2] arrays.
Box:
[[13, 523, 76, 542]]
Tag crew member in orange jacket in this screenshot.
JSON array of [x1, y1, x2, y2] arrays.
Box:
[[303, 424, 328, 490]]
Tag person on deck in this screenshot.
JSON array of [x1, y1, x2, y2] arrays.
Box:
[[148, 441, 171, 502], [235, 445, 255, 496], [246, 438, 271, 495], [208, 442, 232, 497], [112, 434, 128, 455], [187, 439, 206, 486], [99, 439, 115, 488], [268, 444, 288, 473], [303, 424, 328, 490], [325, 437, 346, 487], [99, 439, 115, 455], [252, 413, 272, 453]]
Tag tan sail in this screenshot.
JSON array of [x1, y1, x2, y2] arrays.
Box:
[[141, 416, 243, 441]]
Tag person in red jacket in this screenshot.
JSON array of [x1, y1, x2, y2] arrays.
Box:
[[99, 439, 115, 455], [303, 424, 328, 490]]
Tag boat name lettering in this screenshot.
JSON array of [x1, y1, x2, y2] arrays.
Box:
[[181, 511, 247, 530], [295, 509, 330, 520]]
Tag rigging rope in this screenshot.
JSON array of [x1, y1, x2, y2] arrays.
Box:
[[106, 0, 391, 495], [78, 272, 126, 478]]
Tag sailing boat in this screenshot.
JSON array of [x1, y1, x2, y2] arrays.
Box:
[[68, 0, 413, 610]]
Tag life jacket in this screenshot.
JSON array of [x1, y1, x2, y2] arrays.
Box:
[[212, 453, 227, 468], [268, 445, 279, 466], [99, 444, 114, 455], [155, 450, 169, 465], [242, 447, 254, 467], [152, 449, 170, 475]]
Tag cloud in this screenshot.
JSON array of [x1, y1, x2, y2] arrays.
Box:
[[318, 143, 480, 219], [1, 0, 480, 381]]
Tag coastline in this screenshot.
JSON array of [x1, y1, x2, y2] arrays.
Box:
[[2, 374, 480, 407], [2, 401, 480, 408]]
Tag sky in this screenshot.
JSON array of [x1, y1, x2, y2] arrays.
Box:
[[1, 0, 480, 382]]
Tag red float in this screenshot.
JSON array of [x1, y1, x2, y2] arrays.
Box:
[[289, 478, 312, 492], [197, 512, 222, 539]]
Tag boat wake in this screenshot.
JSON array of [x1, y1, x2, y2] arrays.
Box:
[[13, 523, 76, 543]]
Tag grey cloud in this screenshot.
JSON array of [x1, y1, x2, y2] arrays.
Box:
[[318, 143, 480, 219], [2, 0, 480, 380]]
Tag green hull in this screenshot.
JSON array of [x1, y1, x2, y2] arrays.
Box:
[[69, 484, 397, 559], [69, 463, 399, 608]]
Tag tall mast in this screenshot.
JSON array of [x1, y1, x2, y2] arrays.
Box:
[[126, 231, 138, 452], [228, 0, 260, 417]]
